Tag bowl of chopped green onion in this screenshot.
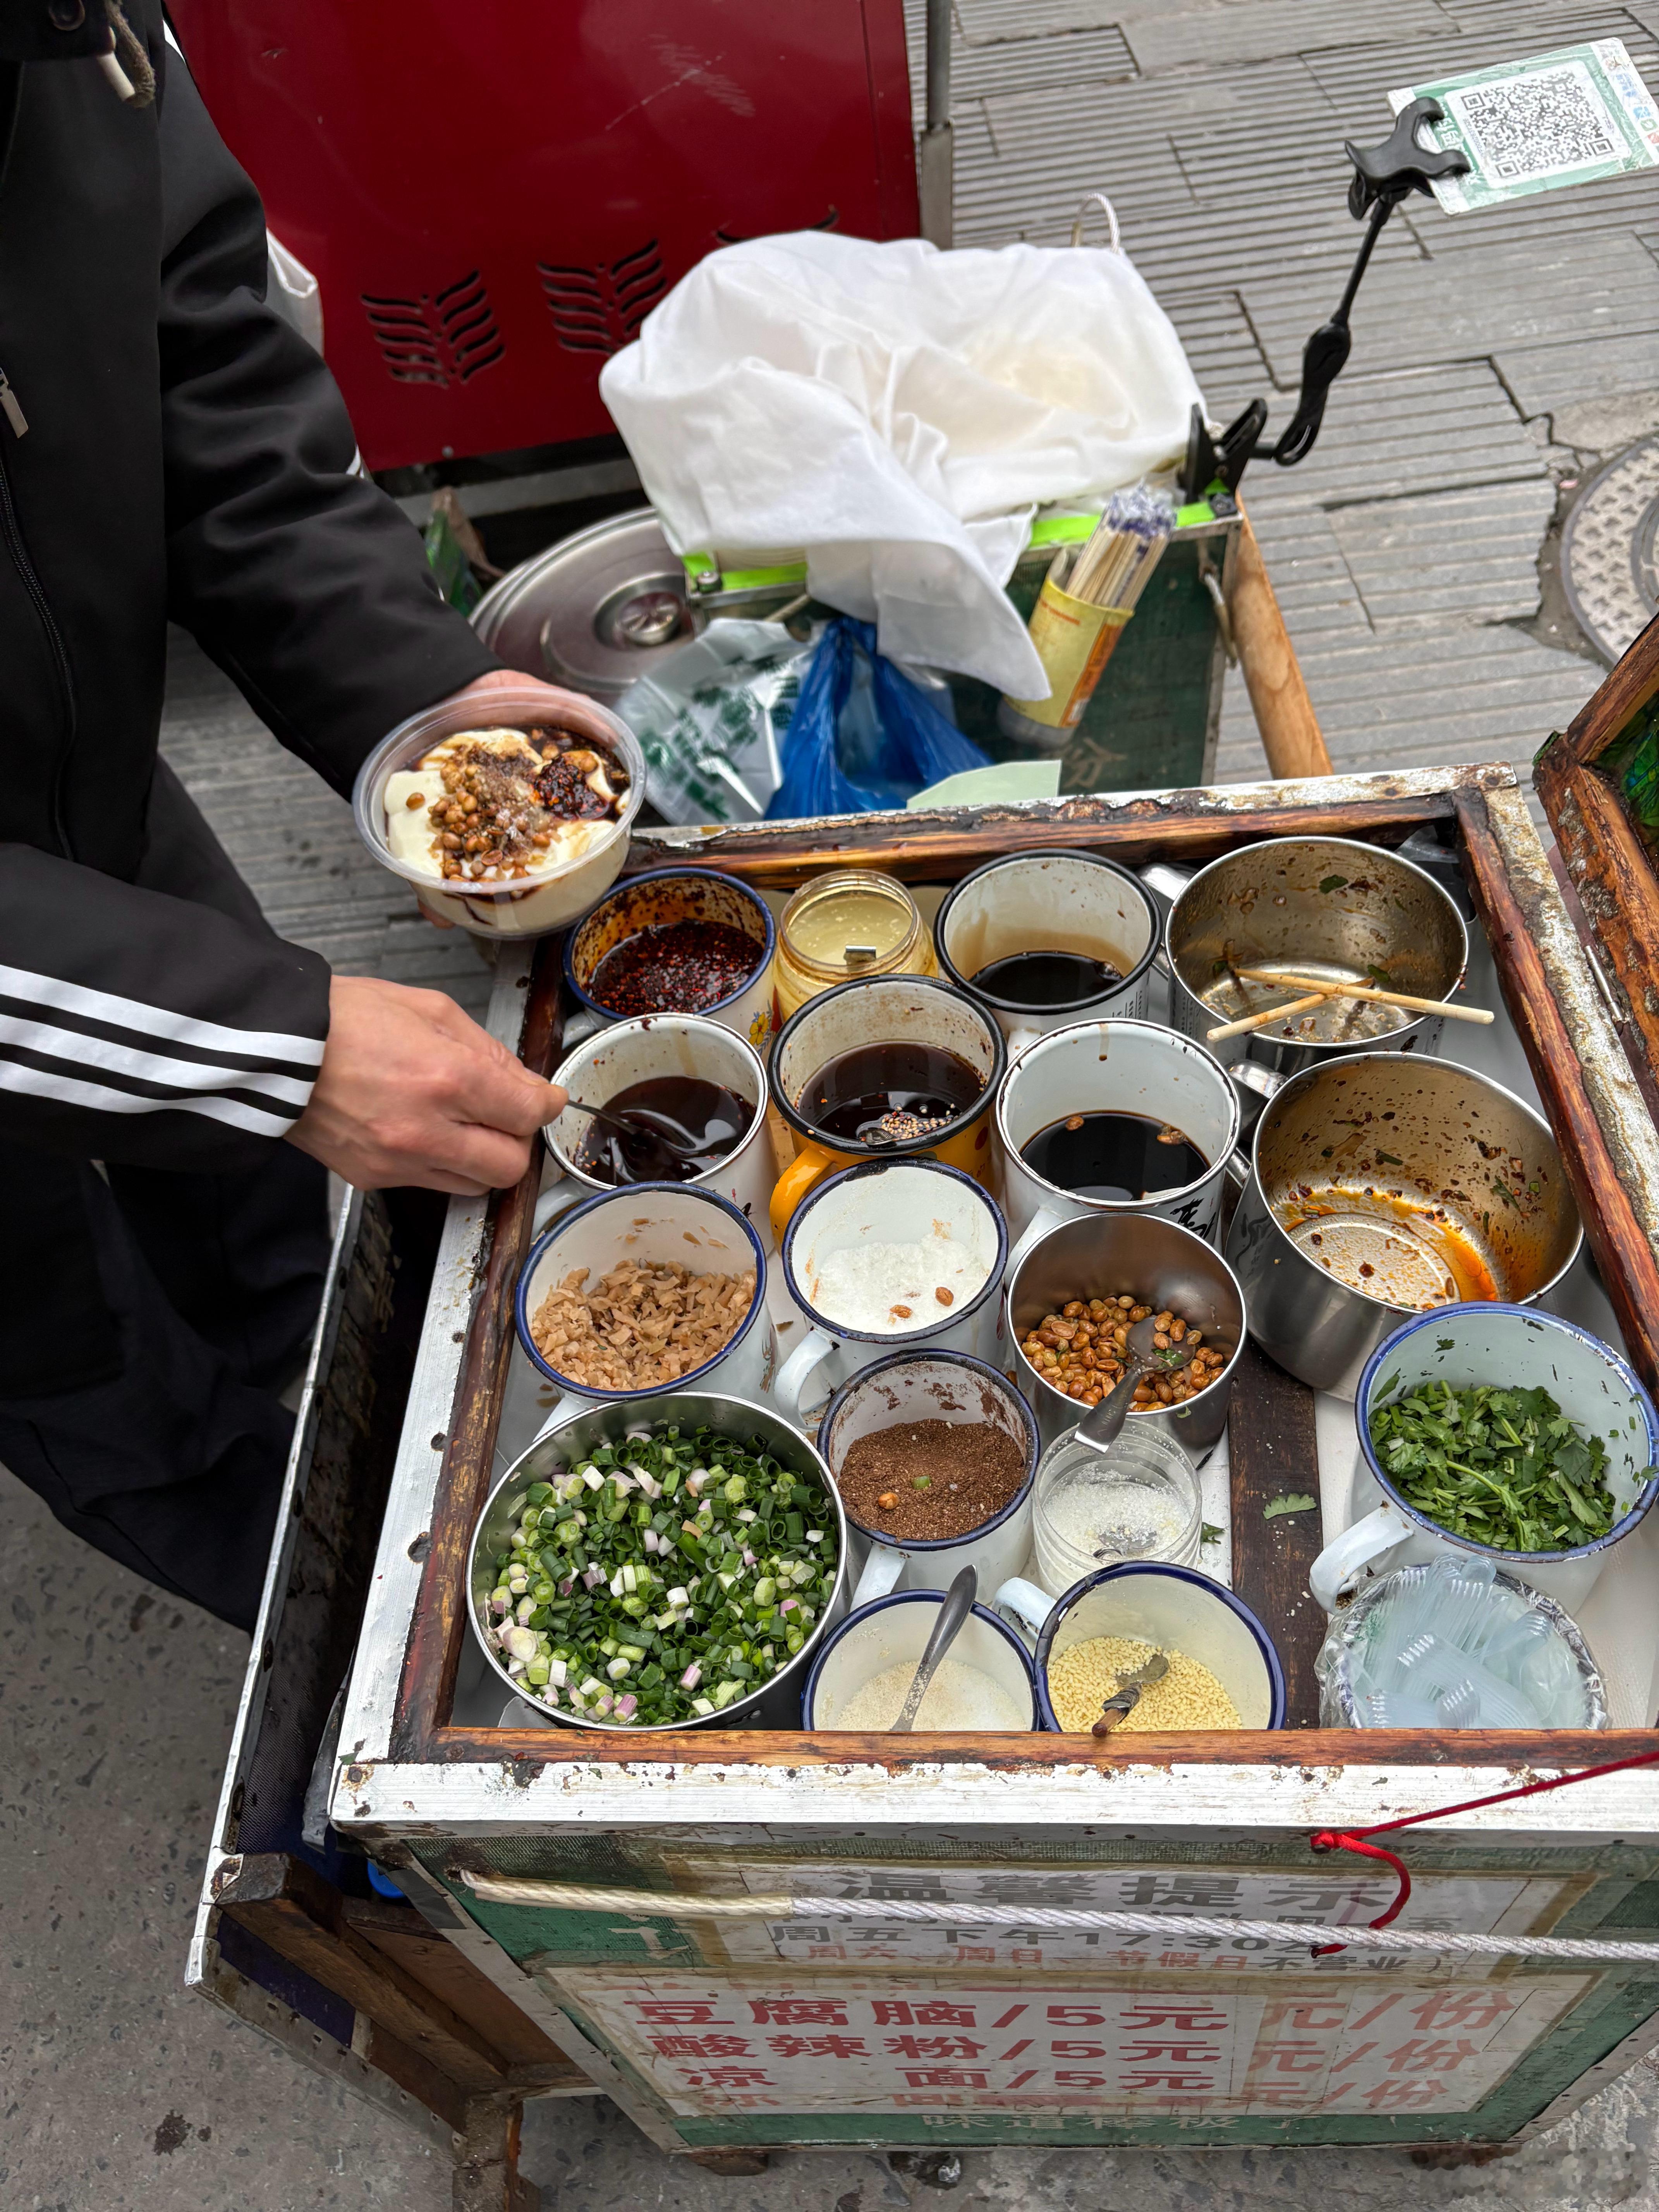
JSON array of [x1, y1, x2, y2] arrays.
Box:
[[469, 1391, 847, 1728], [1314, 1305, 1659, 1614]]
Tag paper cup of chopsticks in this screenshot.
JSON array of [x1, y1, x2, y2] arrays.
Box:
[[999, 485, 1176, 748]]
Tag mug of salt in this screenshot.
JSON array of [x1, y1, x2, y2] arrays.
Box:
[[1029, 1424, 1204, 1595], [803, 1589, 1039, 1732]]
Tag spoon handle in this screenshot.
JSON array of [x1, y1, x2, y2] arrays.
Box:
[[889, 1565, 978, 1734], [1075, 1361, 1143, 1453]]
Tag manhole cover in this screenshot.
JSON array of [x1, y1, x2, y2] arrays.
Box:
[[1561, 435, 1659, 664]]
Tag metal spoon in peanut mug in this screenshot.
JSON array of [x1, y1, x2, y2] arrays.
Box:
[[1092, 1651, 1170, 1736], [1074, 1313, 1201, 1457], [889, 1565, 978, 1733]]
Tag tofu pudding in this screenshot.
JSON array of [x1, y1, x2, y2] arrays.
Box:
[[384, 726, 630, 896]]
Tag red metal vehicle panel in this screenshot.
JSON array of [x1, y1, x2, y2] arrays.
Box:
[[168, 0, 920, 471]]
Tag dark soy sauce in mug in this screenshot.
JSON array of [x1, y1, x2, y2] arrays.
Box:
[[802, 1042, 984, 1146], [577, 1076, 753, 1186], [973, 950, 1122, 1008], [1021, 1109, 1208, 1200]]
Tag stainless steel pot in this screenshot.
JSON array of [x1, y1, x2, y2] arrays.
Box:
[[467, 1390, 849, 1730], [1224, 1053, 1582, 1399], [1163, 837, 1469, 1086], [471, 508, 696, 701], [1005, 1212, 1245, 1456]]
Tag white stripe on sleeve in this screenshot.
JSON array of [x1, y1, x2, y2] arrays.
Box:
[[0, 1056, 296, 1139], [0, 962, 325, 1070], [0, 1012, 314, 1109]]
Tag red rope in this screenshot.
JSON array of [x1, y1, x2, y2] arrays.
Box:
[[1307, 1746, 1659, 1955]]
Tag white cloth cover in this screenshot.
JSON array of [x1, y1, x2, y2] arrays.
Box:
[[600, 232, 1204, 697]]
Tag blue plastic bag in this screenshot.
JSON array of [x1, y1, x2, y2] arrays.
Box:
[[766, 619, 990, 819]]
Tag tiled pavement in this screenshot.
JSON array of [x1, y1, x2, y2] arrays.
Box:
[[909, 0, 1659, 785]]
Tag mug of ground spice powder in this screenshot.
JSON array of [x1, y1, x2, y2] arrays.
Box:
[[817, 1352, 1039, 1608], [565, 866, 776, 1053]]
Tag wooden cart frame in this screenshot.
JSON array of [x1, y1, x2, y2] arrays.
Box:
[[1537, 612, 1659, 1119], [192, 761, 1659, 2204]]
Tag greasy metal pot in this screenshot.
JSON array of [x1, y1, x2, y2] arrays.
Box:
[[1162, 837, 1469, 1087], [1224, 1053, 1582, 1398], [1005, 1211, 1244, 1456]]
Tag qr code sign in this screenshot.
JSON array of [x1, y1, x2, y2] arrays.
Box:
[[1449, 61, 1621, 183]]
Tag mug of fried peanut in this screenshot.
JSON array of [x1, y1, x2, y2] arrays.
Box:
[[1005, 1211, 1244, 1456], [515, 1184, 773, 1422]]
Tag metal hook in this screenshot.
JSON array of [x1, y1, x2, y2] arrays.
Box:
[[1069, 193, 1122, 254]]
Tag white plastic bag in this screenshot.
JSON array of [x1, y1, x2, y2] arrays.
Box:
[[600, 232, 1203, 699]]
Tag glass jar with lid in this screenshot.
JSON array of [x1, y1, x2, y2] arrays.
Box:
[[1030, 1424, 1203, 1594], [773, 869, 937, 1023]]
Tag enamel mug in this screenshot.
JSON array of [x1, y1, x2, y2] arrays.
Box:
[[996, 1563, 1286, 1732], [774, 1160, 1008, 1429], [817, 1351, 1041, 1607], [802, 1592, 1039, 1731], [515, 1183, 774, 1424], [934, 848, 1160, 1058], [1311, 1304, 1659, 1616], [768, 974, 1004, 1246], [541, 1015, 778, 1252], [997, 1018, 1242, 1281], [563, 865, 776, 1053]]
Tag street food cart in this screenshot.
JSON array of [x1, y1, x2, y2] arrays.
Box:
[[188, 750, 1659, 2208]]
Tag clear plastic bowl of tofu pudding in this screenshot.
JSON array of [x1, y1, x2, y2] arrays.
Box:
[[352, 684, 647, 937]]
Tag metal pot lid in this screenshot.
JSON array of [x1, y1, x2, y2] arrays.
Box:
[[471, 507, 695, 700]]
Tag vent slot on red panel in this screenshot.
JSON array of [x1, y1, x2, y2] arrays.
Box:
[[538, 240, 666, 356], [361, 270, 505, 386]]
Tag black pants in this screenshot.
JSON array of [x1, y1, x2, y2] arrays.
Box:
[[0, 764, 330, 1632]]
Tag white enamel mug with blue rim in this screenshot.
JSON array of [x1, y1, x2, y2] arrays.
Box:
[[1311, 1304, 1659, 1616], [541, 1013, 779, 1253], [816, 1350, 1040, 1607], [996, 1561, 1286, 1731], [514, 1182, 773, 1429], [773, 1159, 1008, 1429], [562, 864, 777, 1056], [802, 1590, 1040, 1731], [996, 1017, 1242, 1285]]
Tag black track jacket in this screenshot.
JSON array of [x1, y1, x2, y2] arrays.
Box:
[[0, 1, 499, 1173]]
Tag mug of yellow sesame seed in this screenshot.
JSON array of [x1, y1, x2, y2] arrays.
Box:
[[995, 1561, 1286, 1734]]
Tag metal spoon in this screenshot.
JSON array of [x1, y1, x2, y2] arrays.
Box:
[[888, 1566, 977, 1733], [1091, 1651, 1170, 1736], [559, 1095, 711, 1172], [1073, 1312, 1200, 1458]]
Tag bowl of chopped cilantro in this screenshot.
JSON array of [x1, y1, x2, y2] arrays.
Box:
[[1323, 1306, 1659, 1614], [469, 1391, 847, 1728]]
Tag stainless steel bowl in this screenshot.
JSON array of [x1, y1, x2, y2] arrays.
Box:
[[1225, 1053, 1583, 1398], [467, 1390, 848, 1731], [1005, 1212, 1245, 1456], [1166, 837, 1469, 1083]]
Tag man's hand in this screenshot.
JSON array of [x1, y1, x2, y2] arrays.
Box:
[[286, 975, 566, 1195], [415, 669, 586, 929]]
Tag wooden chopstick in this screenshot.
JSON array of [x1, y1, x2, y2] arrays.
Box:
[[1207, 991, 1333, 1042], [1234, 967, 1494, 1025]]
